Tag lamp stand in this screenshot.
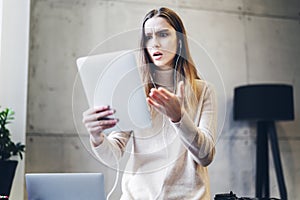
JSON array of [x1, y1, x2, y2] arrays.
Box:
[[255, 121, 287, 200]]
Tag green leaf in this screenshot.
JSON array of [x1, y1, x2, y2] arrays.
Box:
[[0, 107, 25, 160]]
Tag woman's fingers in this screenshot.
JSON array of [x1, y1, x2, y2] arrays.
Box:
[[148, 87, 182, 121], [149, 89, 168, 105], [88, 121, 118, 135], [96, 109, 116, 120], [157, 87, 174, 98], [147, 97, 162, 109], [82, 108, 115, 123], [86, 119, 118, 129], [83, 105, 109, 116], [149, 87, 179, 108], [82, 105, 119, 136]]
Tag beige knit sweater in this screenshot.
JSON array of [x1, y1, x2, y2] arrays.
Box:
[[91, 69, 217, 200]]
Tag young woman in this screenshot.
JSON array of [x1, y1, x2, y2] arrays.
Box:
[[82, 7, 217, 200]]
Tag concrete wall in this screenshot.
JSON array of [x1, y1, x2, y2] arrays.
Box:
[[0, 0, 30, 199], [25, 0, 300, 199]]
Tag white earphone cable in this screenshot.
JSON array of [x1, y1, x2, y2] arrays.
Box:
[[173, 40, 182, 93], [106, 147, 120, 200]]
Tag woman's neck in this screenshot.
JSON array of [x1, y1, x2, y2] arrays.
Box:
[[153, 68, 174, 92]]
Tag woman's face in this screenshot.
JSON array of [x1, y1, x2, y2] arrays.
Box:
[[144, 17, 178, 70]]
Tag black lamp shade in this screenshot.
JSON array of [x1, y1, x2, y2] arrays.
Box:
[[234, 84, 294, 121]]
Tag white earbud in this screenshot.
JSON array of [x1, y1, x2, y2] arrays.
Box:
[[179, 40, 182, 50]]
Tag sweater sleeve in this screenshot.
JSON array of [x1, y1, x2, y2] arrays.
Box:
[[91, 131, 132, 167], [171, 83, 217, 166]]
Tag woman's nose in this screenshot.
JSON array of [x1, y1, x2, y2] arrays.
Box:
[[152, 37, 160, 48]]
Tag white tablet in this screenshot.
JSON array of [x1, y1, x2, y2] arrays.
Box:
[[25, 173, 106, 200], [76, 50, 152, 133]]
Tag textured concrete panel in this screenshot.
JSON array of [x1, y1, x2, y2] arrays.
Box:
[[210, 135, 256, 197], [28, 0, 108, 134], [108, 0, 300, 19], [25, 134, 104, 173], [246, 16, 300, 137], [116, 0, 243, 11], [179, 9, 247, 136], [246, 17, 300, 83], [244, 0, 300, 19], [121, 0, 300, 19], [210, 137, 300, 199], [116, 0, 178, 8], [103, 2, 154, 52], [276, 139, 300, 200], [179, 0, 243, 13], [119, 0, 243, 13]]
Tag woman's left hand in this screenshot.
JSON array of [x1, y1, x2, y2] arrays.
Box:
[[147, 81, 184, 122]]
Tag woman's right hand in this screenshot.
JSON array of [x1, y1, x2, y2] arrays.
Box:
[[82, 105, 118, 147]]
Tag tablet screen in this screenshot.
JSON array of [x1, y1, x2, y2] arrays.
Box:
[[77, 50, 152, 133]]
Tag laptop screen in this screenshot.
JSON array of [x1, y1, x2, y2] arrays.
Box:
[[25, 173, 106, 200]]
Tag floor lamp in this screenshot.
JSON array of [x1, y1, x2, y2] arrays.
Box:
[[234, 84, 294, 200]]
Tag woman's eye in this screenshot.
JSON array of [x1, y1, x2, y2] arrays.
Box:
[[145, 35, 152, 40], [159, 32, 168, 37]]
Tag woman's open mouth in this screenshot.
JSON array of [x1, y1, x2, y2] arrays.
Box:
[[152, 51, 163, 60]]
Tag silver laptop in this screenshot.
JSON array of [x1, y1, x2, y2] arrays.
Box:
[[25, 173, 106, 200], [76, 50, 152, 133]]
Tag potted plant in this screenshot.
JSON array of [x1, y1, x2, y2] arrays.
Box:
[[0, 107, 25, 197]]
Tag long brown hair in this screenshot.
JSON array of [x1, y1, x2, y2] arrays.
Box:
[[140, 7, 201, 117]]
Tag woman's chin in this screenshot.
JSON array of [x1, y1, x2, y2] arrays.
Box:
[[153, 61, 172, 70]]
